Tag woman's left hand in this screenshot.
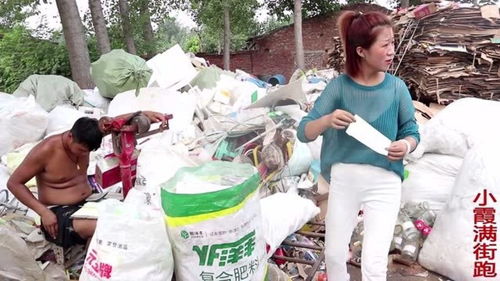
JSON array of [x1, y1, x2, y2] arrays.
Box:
[[386, 140, 408, 161]]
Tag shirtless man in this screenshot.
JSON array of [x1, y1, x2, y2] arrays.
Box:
[[7, 111, 166, 248]]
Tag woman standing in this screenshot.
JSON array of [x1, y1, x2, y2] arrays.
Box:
[[297, 10, 420, 281]]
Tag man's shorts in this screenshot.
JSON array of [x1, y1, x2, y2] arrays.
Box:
[[41, 202, 87, 249]]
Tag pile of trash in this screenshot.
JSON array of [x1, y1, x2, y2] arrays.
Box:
[[400, 97, 500, 280], [1, 38, 500, 281], [351, 201, 437, 265], [0, 43, 331, 280]]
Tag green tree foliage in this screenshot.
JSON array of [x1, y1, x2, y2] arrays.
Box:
[[265, 0, 356, 20], [184, 34, 200, 53], [170, 0, 260, 53], [0, 0, 40, 28], [0, 26, 72, 92], [256, 16, 293, 35], [85, 12, 198, 57], [83, 6, 127, 53], [83, 0, 179, 57], [156, 16, 201, 53]]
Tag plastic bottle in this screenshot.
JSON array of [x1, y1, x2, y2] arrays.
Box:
[[390, 213, 404, 252], [403, 201, 430, 220], [399, 210, 422, 261], [392, 225, 403, 252], [392, 234, 404, 252], [401, 231, 422, 261]]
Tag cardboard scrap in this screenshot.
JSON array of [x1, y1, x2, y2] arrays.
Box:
[[481, 5, 500, 20], [392, 6, 500, 104], [328, 6, 500, 105]]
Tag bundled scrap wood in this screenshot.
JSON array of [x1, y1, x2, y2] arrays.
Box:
[[392, 4, 500, 104], [325, 37, 344, 72], [327, 3, 500, 105]]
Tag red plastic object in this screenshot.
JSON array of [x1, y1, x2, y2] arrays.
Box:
[[95, 153, 138, 189], [104, 113, 173, 198], [316, 272, 328, 281], [119, 129, 136, 197], [414, 219, 432, 236], [273, 248, 287, 266]]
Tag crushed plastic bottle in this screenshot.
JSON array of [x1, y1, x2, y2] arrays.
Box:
[[403, 201, 430, 220]]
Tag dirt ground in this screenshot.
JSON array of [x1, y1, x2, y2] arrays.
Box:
[[347, 258, 453, 281]]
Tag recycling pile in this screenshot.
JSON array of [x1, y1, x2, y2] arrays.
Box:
[[327, 3, 500, 105], [0, 44, 332, 280], [392, 4, 500, 104], [1, 18, 500, 279]]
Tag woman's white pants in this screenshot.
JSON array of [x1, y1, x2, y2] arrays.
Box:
[[325, 163, 401, 281]]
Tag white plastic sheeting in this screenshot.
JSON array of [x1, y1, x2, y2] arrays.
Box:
[[402, 154, 463, 213], [0, 94, 48, 157], [419, 142, 500, 281], [410, 98, 500, 159], [46, 105, 85, 137], [83, 89, 110, 112], [260, 192, 320, 257], [134, 139, 203, 207], [0, 224, 47, 281]]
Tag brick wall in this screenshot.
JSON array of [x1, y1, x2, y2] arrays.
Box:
[[198, 4, 388, 81], [200, 51, 254, 74]]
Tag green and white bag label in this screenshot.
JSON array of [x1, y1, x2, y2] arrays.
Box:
[[161, 162, 266, 281]]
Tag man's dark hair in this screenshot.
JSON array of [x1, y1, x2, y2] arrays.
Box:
[[70, 117, 103, 151]]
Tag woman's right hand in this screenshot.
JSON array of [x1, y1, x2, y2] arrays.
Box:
[[41, 209, 58, 239], [326, 109, 356, 129]]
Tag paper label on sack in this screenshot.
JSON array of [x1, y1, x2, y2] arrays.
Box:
[[346, 114, 391, 156]]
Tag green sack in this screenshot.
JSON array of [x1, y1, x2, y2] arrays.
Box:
[[13, 74, 84, 112], [188, 65, 235, 90], [91, 49, 152, 98]]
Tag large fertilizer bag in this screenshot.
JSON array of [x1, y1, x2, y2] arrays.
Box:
[[91, 49, 152, 98], [161, 161, 267, 281]]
